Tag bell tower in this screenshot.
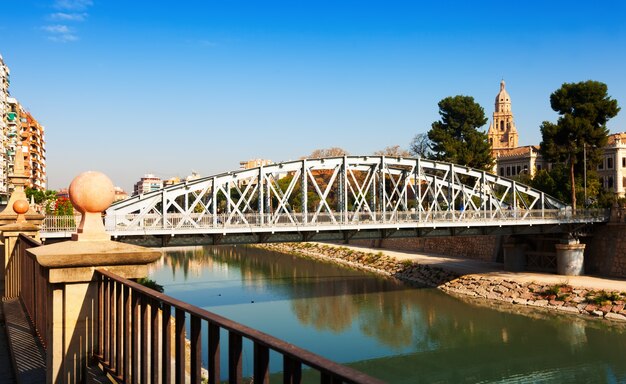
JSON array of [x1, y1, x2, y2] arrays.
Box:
[[488, 80, 519, 153]]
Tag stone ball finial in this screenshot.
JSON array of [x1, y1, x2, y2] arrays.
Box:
[[13, 199, 29, 223], [69, 171, 115, 214], [13, 200, 29, 215], [69, 171, 114, 241]]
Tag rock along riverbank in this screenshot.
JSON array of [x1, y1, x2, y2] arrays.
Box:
[[255, 242, 626, 323]]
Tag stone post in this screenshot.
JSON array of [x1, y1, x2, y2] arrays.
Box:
[[26, 172, 160, 383], [555, 235, 586, 276], [0, 145, 44, 226], [0, 200, 40, 298]]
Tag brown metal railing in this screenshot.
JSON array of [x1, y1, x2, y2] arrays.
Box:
[[96, 269, 383, 384], [16, 234, 48, 348]]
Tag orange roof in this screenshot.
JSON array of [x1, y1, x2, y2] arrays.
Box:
[[494, 145, 540, 158], [607, 132, 626, 146]]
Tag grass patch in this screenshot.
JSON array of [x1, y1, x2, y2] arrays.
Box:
[[585, 290, 621, 305]]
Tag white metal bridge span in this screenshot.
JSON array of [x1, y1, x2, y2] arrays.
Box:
[[42, 156, 608, 246]]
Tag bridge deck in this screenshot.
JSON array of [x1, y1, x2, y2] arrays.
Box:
[[39, 210, 608, 246]]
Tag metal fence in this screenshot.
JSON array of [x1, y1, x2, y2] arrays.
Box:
[[16, 234, 48, 348], [97, 269, 384, 384], [40, 209, 610, 235]]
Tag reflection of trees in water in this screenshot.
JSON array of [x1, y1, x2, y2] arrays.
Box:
[[158, 245, 626, 361], [154, 246, 217, 280]]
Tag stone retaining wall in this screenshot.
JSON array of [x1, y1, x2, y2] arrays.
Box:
[[584, 223, 626, 277], [258, 242, 626, 323], [350, 235, 500, 262]]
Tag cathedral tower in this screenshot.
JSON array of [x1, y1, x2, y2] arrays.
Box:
[[488, 80, 519, 154]]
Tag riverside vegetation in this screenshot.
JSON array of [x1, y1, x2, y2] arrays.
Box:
[[257, 242, 626, 323]]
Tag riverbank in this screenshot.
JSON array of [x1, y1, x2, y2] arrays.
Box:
[[255, 242, 626, 323]]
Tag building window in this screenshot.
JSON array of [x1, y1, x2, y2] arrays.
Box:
[[608, 177, 614, 189], [506, 167, 510, 176], [622, 157, 626, 168], [598, 160, 604, 170], [516, 165, 521, 175], [500, 121, 504, 131], [607, 157, 614, 169], [536, 164, 542, 172], [500, 167, 504, 176], [599, 177, 604, 188], [623, 177, 626, 189]]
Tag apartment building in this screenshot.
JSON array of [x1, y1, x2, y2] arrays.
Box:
[[0, 55, 47, 195], [133, 174, 163, 195], [19, 106, 47, 190], [0, 55, 9, 197]]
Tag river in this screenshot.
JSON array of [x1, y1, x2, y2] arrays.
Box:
[[148, 245, 626, 383]]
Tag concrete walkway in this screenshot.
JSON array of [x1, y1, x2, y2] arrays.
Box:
[[2, 298, 46, 384], [0, 282, 45, 384], [333, 243, 626, 293]]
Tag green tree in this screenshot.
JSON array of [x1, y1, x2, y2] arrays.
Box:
[[25, 188, 58, 213], [539, 80, 620, 209], [25, 188, 57, 204], [427, 95, 493, 170]]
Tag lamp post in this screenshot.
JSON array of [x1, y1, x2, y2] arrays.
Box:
[[583, 143, 587, 208]]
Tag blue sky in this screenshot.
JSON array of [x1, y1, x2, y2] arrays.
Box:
[[1, 0, 625, 192]]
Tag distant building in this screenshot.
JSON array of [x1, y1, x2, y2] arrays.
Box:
[[489, 80, 549, 178], [240, 159, 274, 170], [186, 171, 201, 181], [598, 132, 626, 198], [133, 174, 163, 195], [0, 54, 10, 197], [494, 145, 550, 178], [0, 55, 47, 196], [162, 172, 202, 188], [114, 186, 129, 202], [12, 100, 47, 190], [163, 176, 180, 187], [489, 80, 625, 197], [488, 80, 519, 154]]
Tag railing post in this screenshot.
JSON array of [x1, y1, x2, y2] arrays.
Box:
[[0, 145, 45, 227], [0, 145, 44, 298], [26, 172, 160, 383], [0, 201, 40, 299]]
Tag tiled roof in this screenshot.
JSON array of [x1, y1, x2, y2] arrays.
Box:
[[607, 132, 626, 146], [494, 145, 540, 159]]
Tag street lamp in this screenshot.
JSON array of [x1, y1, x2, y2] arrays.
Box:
[[583, 143, 587, 208]]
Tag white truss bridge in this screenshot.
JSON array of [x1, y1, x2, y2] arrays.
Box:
[[41, 156, 608, 246]]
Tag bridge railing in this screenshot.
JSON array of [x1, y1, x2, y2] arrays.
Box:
[[40, 209, 610, 234], [42, 214, 82, 234], [97, 268, 383, 384], [3, 234, 49, 349], [101, 209, 608, 232], [8, 233, 383, 383]]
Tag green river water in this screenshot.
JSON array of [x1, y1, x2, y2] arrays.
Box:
[[148, 245, 626, 383]]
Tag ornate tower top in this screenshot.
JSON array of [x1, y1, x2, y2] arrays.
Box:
[[488, 80, 519, 153], [495, 80, 511, 113]]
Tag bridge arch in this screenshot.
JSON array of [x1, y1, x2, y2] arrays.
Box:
[[106, 156, 566, 232]]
